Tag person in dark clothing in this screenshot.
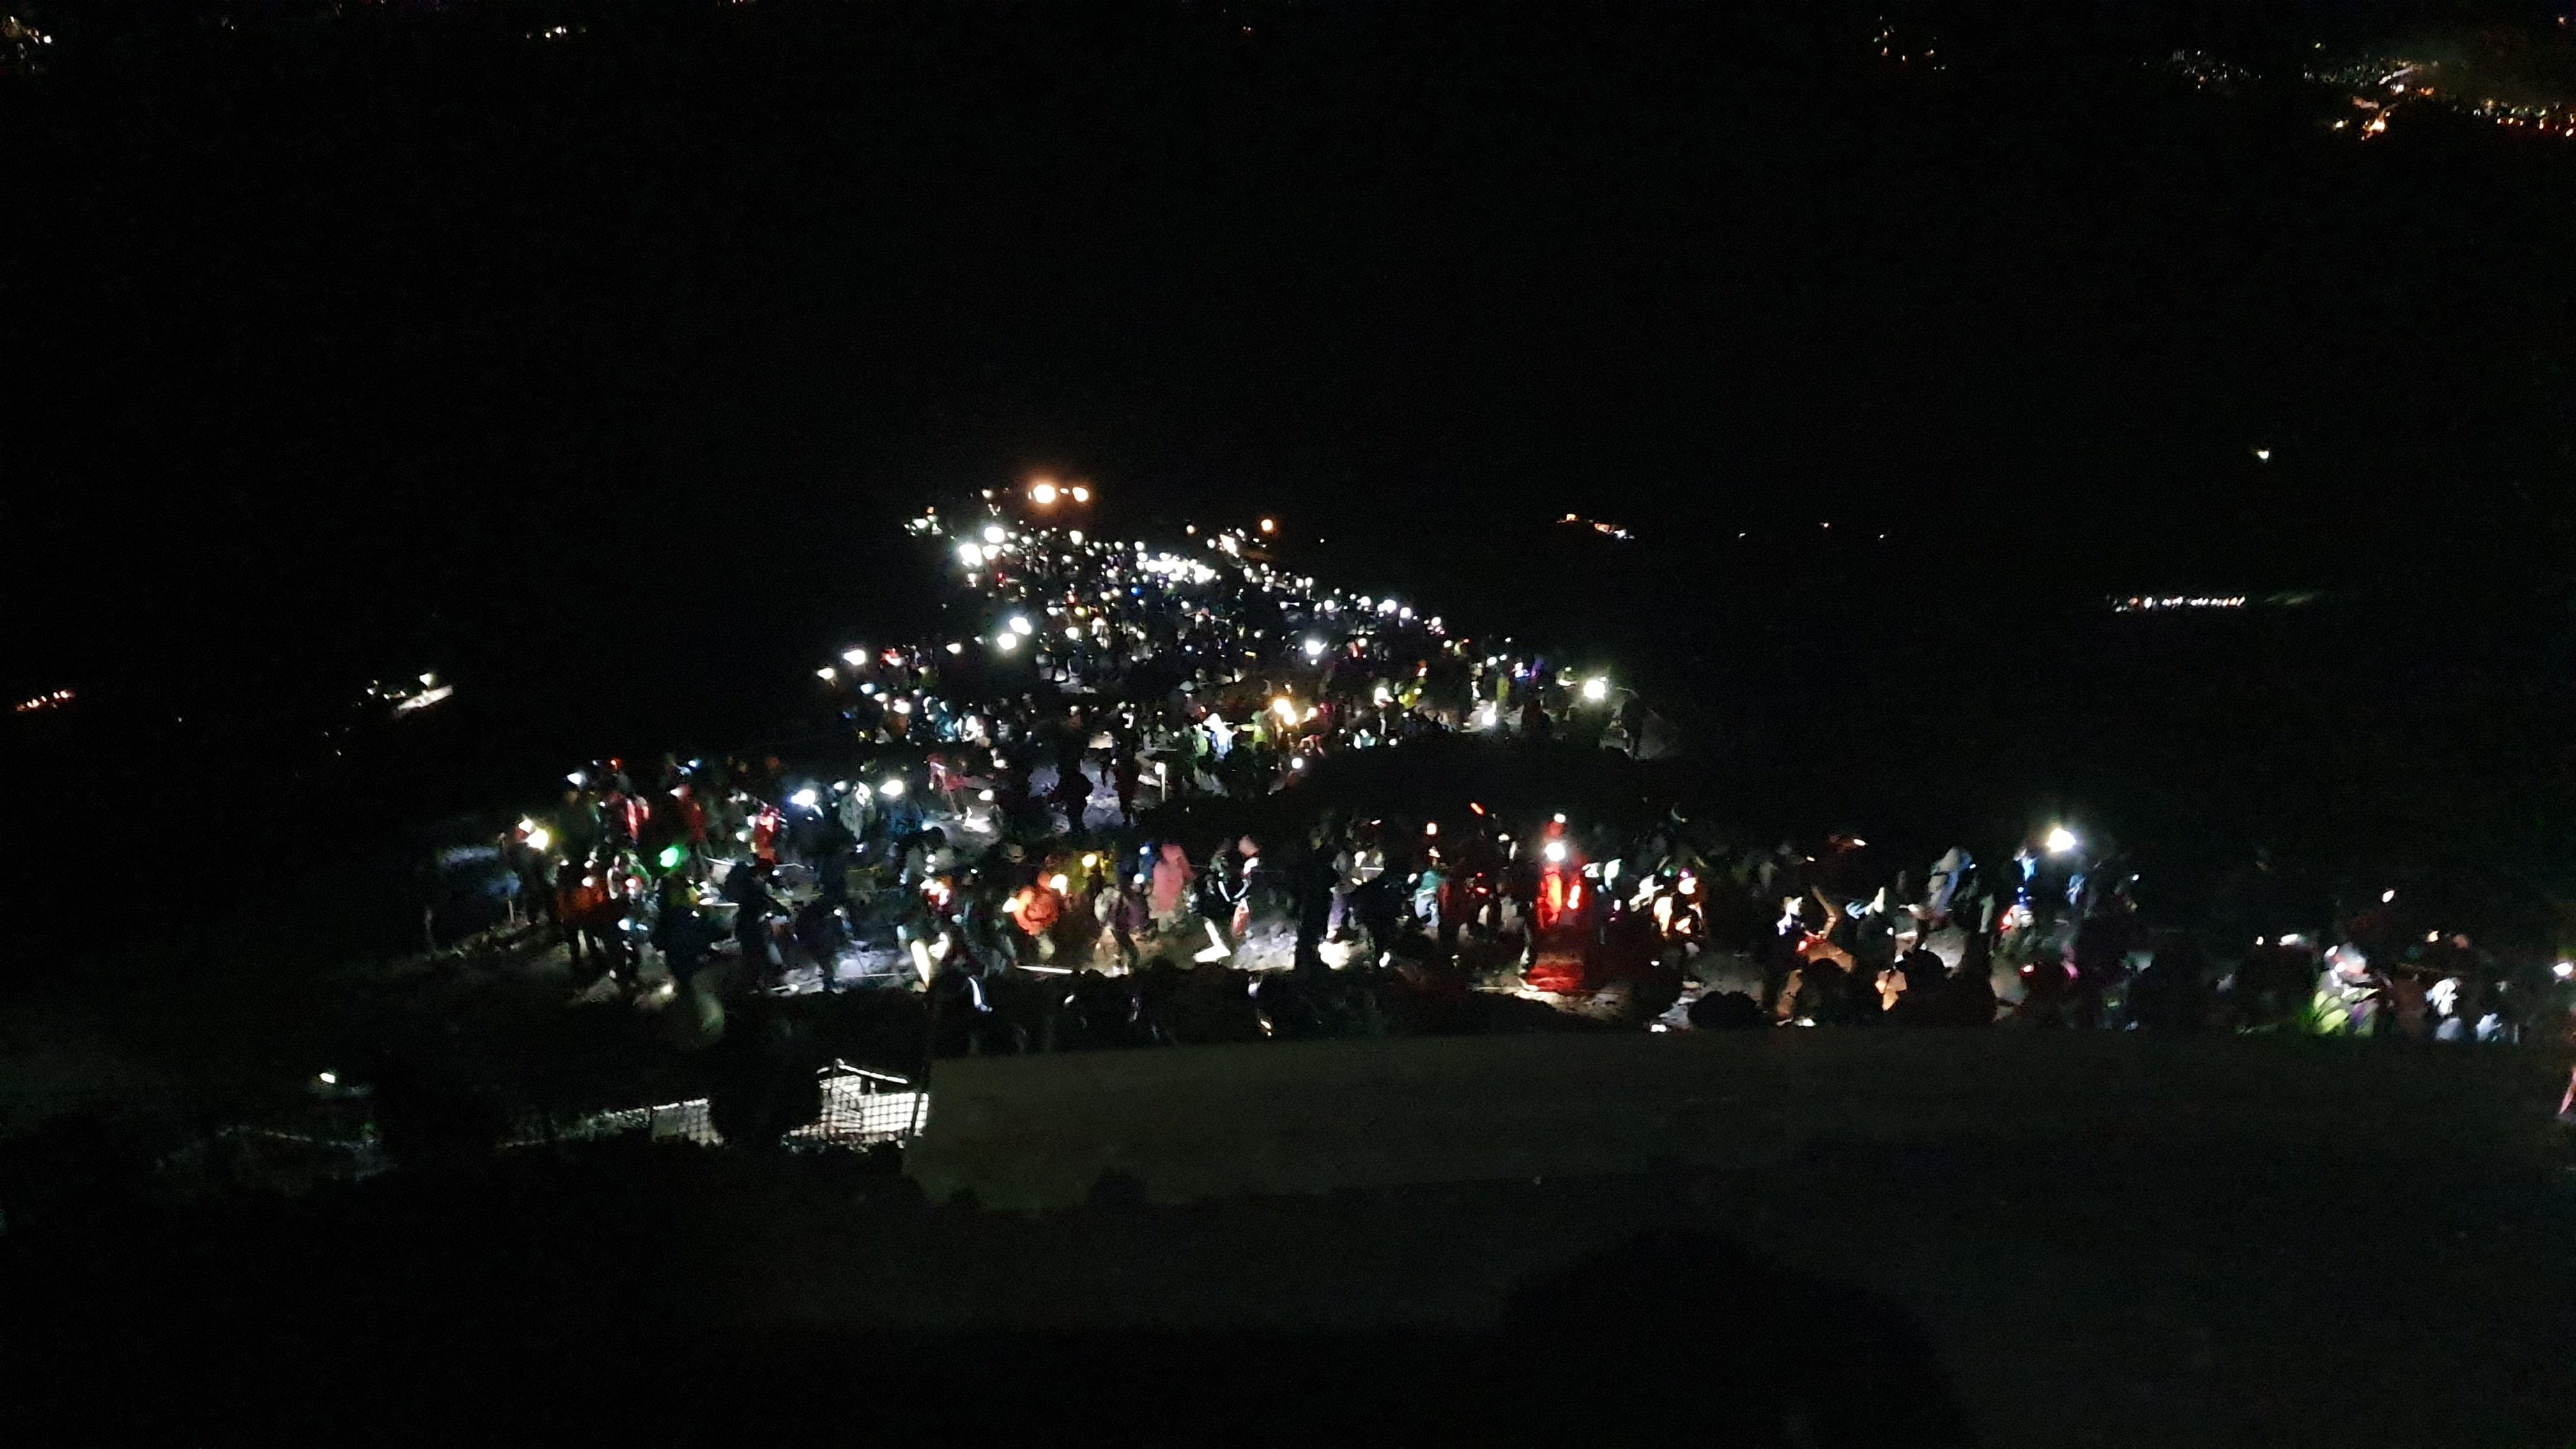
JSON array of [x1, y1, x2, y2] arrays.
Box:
[[1113, 749, 1142, 826], [793, 897, 848, 992], [1888, 944, 1948, 1023], [1289, 832, 1337, 983], [723, 858, 786, 986], [2126, 937, 2209, 1031], [652, 875, 710, 990], [1050, 748, 1092, 829]]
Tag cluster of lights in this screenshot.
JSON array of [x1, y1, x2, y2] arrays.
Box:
[[2298, 56, 2576, 143], [2112, 595, 2249, 612], [388, 670, 455, 715], [1870, 19, 1943, 71], [1556, 513, 1634, 540], [13, 687, 72, 714], [1026, 479, 1094, 507]]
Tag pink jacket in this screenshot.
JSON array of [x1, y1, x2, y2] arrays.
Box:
[[1149, 843, 1195, 919]]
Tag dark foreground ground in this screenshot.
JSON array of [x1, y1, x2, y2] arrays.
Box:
[[4, 1133, 2570, 1446]]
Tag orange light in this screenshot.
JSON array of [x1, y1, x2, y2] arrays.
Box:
[[1259, 517, 1276, 533], [1030, 480, 1060, 505]]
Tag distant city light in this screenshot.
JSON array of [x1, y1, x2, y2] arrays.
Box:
[[2113, 595, 2250, 612]]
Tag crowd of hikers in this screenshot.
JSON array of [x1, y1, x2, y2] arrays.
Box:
[[473, 486, 2576, 1057]]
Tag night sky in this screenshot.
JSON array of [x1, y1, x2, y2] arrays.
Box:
[[8, 0, 2575, 916]]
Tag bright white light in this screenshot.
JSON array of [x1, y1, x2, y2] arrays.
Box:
[[977, 789, 995, 802], [878, 778, 906, 799], [893, 699, 912, 714], [318, 1071, 337, 1085], [2382, 889, 2396, 903], [1069, 530, 1084, 544], [1543, 840, 1568, 864], [944, 642, 963, 655], [566, 771, 586, 788], [1582, 677, 1609, 702], [958, 542, 984, 567], [1290, 756, 1305, 770], [1031, 481, 1060, 505], [1009, 615, 1034, 636], [1259, 517, 1276, 533], [2556, 961, 2574, 979], [1271, 696, 1298, 723], [522, 824, 551, 854], [790, 788, 818, 809], [2044, 826, 2078, 855], [2253, 447, 2272, 461], [993, 632, 1018, 652], [1423, 821, 1438, 836], [1047, 873, 1070, 894], [983, 525, 1006, 545], [816, 666, 836, 682], [1303, 638, 1326, 658], [1070, 486, 1091, 503], [841, 648, 867, 667]]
